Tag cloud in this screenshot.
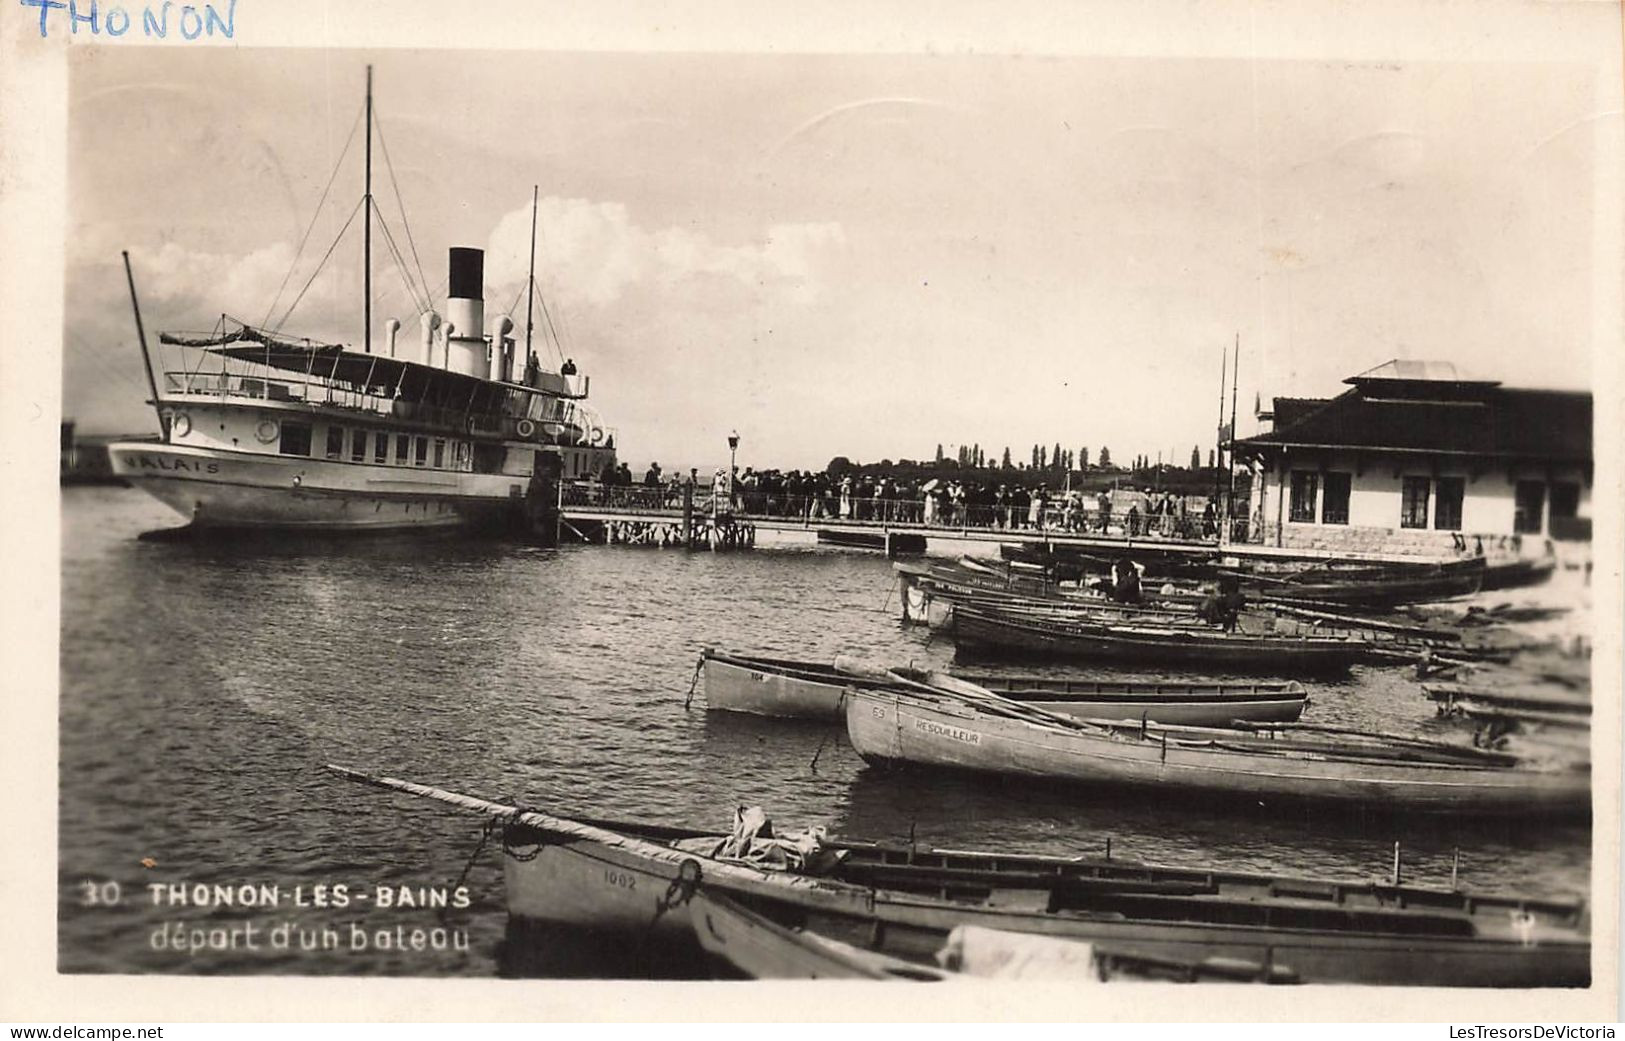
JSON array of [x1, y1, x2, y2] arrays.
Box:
[[482, 196, 845, 312]]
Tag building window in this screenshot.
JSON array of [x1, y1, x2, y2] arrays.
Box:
[[374, 434, 388, 464], [395, 434, 410, 466], [1513, 481, 1545, 534], [278, 422, 312, 457], [433, 439, 445, 468], [1550, 481, 1579, 521], [414, 436, 428, 466], [1321, 472, 1350, 525], [1400, 476, 1429, 529], [1288, 471, 1318, 523], [1434, 477, 1464, 531], [325, 426, 344, 460], [350, 429, 368, 463]]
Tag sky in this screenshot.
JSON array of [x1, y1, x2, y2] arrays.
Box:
[[62, 42, 1603, 474]]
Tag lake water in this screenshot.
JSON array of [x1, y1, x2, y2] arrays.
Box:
[[57, 486, 1591, 976]]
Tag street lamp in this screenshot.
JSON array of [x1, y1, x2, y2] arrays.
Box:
[[727, 430, 741, 508]]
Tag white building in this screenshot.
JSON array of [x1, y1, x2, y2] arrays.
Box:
[[1231, 361, 1591, 559]]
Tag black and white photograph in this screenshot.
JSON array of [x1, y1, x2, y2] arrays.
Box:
[[4, 0, 1621, 1024]]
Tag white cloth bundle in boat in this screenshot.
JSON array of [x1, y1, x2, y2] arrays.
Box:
[[935, 926, 1106, 981], [672, 806, 841, 873]]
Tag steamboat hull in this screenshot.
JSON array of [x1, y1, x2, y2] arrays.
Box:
[[108, 442, 519, 531]]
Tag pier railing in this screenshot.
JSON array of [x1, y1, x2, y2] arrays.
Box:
[[560, 480, 1222, 542]]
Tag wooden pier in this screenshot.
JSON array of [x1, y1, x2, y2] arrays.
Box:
[[558, 496, 1467, 565]]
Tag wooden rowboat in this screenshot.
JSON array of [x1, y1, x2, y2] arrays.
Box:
[[901, 580, 1204, 631], [953, 605, 1364, 674], [692, 891, 1301, 982], [942, 670, 1308, 725], [1423, 682, 1591, 731], [843, 678, 1590, 818], [699, 649, 1309, 726], [691, 890, 954, 980], [327, 766, 1591, 987], [1228, 560, 1485, 610]]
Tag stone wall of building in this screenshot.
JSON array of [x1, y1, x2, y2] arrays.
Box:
[[1254, 520, 1536, 559]]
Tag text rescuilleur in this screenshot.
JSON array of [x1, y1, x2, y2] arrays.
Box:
[[131, 882, 470, 909], [912, 718, 982, 745]]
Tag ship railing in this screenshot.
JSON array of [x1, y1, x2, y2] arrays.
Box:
[[557, 483, 1221, 542], [158, 363, 517, 433]]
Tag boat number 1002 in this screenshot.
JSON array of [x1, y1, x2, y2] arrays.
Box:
[[603, 869, 636, 890]]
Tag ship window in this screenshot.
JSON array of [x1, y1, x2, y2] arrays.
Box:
[[414, 436, 428, 466], [1434, 477, 1464, 531], [1321, 472, 1350, 525], [1400, 476, 1429, 529], [1288, 471, 1317, 523], [433, 439, 445, 468], [455, 442, 470, 470], [351, 429, 368, 463], [278, 422, 312, 457], [374, 434, 388, 464], [325, 426, 344, 460], [395, 434, 410, 466], [1513, 481, 1545, 534]]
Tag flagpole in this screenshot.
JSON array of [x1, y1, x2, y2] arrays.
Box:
[[1226, 333, 1240, 543], [1213, 342, 1226, 533]]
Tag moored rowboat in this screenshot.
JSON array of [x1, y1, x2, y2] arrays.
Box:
[[700, 649, 1309, 726], [327, 765, 1591, 987], [953, 605, 1364, 674], [692, 891, 1301, 982], [842, 679, 1589, 817]]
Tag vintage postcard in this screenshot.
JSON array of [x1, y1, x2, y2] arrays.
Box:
[[2, 0, 1620, 1024]]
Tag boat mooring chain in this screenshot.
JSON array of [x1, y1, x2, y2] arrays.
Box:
[[500, 808, 549, 863], [648, 858, 703, 931], [683, 657, 704, 711], [440, 817, 499, 923], [809, 691, 848, 774]]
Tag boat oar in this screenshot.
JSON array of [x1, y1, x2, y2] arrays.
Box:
[[862, 660, 1121, 736], [1223, 722, 1522, 765]]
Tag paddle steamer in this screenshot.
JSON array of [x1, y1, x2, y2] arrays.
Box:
[[106, 68, 617, 531]]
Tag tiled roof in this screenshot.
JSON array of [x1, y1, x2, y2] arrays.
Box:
[[1269, 398, 1331, 429]]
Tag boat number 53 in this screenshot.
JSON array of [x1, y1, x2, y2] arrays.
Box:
[[872, 706, 886, 719], [603, 869, 636, 890]]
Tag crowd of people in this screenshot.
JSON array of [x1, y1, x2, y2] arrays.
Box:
[[590, 466, 1222, 540]]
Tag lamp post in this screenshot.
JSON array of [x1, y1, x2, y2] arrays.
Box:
[[727, 430, 741, 508]]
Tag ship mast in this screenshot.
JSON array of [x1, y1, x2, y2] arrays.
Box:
[[363, 64, 373, 354], [122, 251, 167, 441], [525, 184, 538, 365]]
